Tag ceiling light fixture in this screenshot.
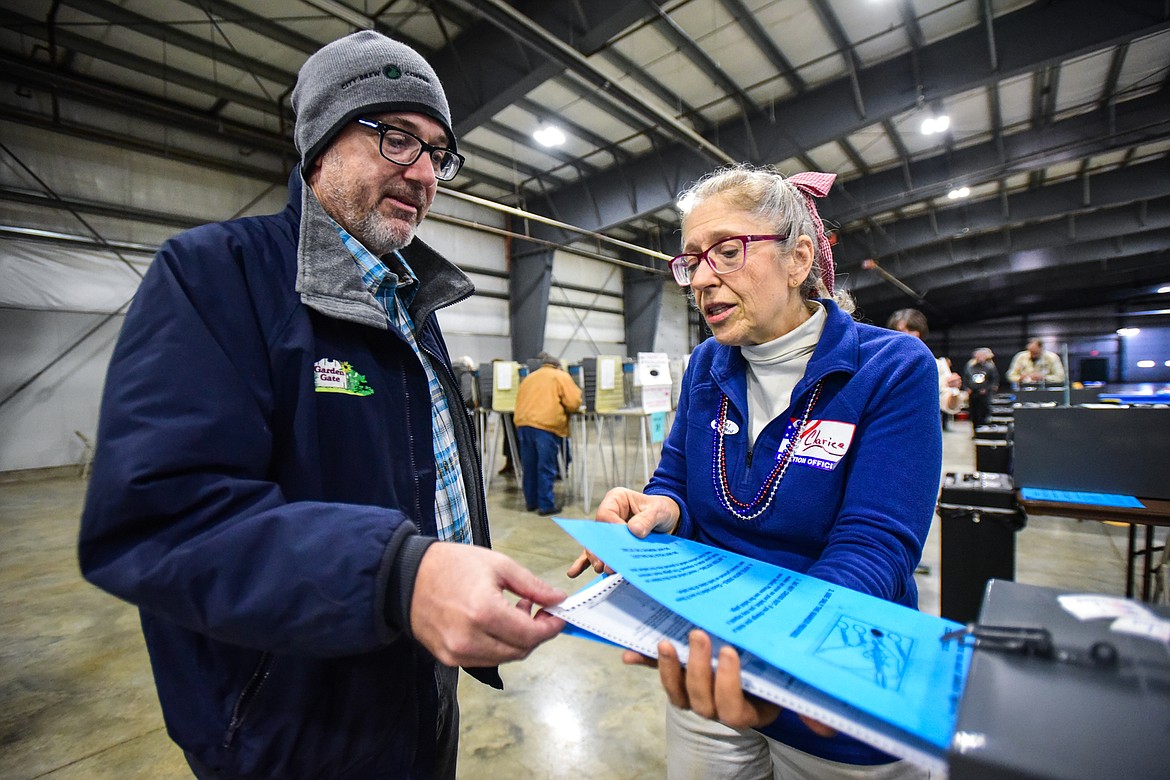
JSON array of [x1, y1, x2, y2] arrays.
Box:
[[947, 186, 970, 200], [533, 124, 566, 147], [1117, 327, 1141, 337], [920, 114, 950, 135], [1158, 286, 1170, 294], [1136, 360, 1156, 368]]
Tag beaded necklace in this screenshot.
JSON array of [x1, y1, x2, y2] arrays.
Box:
[[712, 378, 825, 522]]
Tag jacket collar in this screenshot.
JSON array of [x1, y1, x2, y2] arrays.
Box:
[[711, 299, 859, 409], [288, 165, 475, 330]]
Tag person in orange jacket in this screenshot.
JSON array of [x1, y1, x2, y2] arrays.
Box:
[[514, 352, 582, 515]]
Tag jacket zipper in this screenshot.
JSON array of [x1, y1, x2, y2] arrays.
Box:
[[729, 379, 825, 486], [222, 652, 274, 748]]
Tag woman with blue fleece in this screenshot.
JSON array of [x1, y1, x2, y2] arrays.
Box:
[[570, 165, 940, 779]]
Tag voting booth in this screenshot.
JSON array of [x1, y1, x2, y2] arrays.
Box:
[[580, 355, 624, 413], [475, 360, 523, 484], [634, 352, 673, 413], [489, 360, 521, 412]]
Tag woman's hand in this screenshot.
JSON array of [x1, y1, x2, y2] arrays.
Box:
[[566, 488, 680, 577], [655, 629, 780, 730], [634, 629, 837, 737]]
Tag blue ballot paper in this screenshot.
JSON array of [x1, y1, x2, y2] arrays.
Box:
[[548, 519, 971, 773]]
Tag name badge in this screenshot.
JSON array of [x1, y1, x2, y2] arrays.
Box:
[[778, 418, 856, 471]]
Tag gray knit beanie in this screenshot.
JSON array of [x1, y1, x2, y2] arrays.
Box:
[[292, 30, 455, 172]]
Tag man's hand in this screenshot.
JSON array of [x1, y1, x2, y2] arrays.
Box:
[[410, 543, 565, 667], [567, 488, 680, 578]]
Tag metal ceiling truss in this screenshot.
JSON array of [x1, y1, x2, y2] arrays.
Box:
[[861, 196, 1170, 302], [867, 245, 1170, 323], [523, 0, 1170, 240], [434, 0, 735, 163], [842, 157, 1170, 275], [831, 91, 1170, 232], [2, 0, 1168, 327]]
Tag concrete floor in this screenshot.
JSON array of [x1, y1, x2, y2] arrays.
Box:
[[0, 422, 1133, 779]]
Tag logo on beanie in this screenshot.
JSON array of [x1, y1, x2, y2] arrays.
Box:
[[383, 64, 401, 80]]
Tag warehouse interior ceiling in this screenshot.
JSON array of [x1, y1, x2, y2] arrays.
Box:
[[2, 0, 1169, 328]]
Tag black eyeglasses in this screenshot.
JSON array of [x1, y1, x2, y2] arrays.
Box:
[[669, 234, 789, 286], [355, 118, 465, 181]]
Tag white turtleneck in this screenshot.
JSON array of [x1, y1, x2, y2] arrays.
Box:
[[740, 302, 827, 447]]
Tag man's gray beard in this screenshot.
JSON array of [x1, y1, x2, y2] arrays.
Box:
[[314, 158, 417, 255], [346, 207, 414, 256]]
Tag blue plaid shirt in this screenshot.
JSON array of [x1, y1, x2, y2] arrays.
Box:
[[335, 225, 472, 545]]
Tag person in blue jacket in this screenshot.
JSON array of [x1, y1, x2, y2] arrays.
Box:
[[78, 31, 564, 780], [570, 166, 940, 779]]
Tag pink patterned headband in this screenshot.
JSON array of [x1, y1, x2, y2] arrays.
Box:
[[785, 171, 837, 295]]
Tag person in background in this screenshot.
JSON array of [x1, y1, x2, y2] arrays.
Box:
[[1007, 338, 1066, 387], [499, 433, 516, 476], [514, 351, 582, 515], [77, 30, 564, 780], [571, 165, 939, 780], [452, 355, 480, 411], [963, 347, 999, 430], [886, 308, 963, 427]]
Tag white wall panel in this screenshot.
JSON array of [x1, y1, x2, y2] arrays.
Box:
[[655, 285, 693, 358], [0, 310, 120, 472], [546, 251, 626, 361]]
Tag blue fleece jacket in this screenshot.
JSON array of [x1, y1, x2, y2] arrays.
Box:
[[78, 170, 491, 779], [646, 300, 942, 764]]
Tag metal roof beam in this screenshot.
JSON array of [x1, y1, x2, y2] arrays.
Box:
[[0, 104, 286, 183], [717, 0, 805, 93], [0, 55, 291, 154], [58, 0, 295, 85], [170, 0, 323, 54], [437, 0, 734, 164], [4, 11, 287, 117], [644, 1, 759, 114], [859, 248, 1169, 323], [828, 91, 1170, 229], [858, 210, 1170, 300], [837, 156, 1170, 268], [594, 47, 710, 135], [520, 0, 1170, 238]]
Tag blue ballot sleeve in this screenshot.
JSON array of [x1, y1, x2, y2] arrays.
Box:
[[554, 519, 971, 759], [1019, 487, 1144, 508]]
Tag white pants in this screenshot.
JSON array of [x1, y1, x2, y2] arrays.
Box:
[[665, 705, 933, 780]]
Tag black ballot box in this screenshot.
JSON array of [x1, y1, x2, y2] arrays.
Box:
[[949, 581, 1170, 779], [974, 439, 1012, 474], [937, 473, 1025, 624], [972, 423, 1010, 441]]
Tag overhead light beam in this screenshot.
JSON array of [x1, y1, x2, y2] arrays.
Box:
[[301, 0, 375, 30]]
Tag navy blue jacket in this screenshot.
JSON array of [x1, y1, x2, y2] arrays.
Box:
[[79, 169, 491, 779], [646, 301, 942, 764]]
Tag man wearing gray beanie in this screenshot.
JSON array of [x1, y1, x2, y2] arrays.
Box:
[[79, 30, 565, 780]]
